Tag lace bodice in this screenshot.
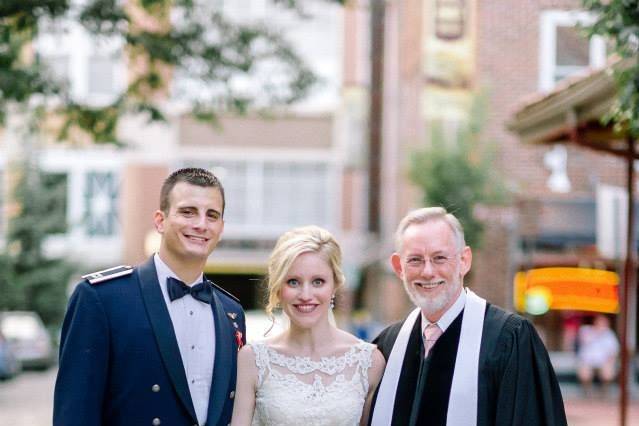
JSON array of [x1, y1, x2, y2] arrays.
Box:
[[250, 341, 375, 426]]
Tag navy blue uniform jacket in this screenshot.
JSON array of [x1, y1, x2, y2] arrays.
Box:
[[53, 257, 246, 426]]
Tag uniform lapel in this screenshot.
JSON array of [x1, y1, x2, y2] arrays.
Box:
[[205, 286, 234, 426], [137, 258, 198, 423]]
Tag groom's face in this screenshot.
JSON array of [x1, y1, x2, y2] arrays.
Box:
[[391, 220, 471, 322], [154, 182, 225, 264]]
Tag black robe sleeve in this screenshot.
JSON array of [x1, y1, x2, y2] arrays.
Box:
[[486, 313, 567, 426]]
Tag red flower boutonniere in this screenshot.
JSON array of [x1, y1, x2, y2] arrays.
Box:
[[235, 330, 244, 351]]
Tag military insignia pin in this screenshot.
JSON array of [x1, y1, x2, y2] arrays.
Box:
[[227, 312, 238, 320]]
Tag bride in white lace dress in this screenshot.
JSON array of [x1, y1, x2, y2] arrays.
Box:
[[231, 226, 385, 426]]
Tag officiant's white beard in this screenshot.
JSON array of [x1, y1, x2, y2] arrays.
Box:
[[402, 278, 461, 317]]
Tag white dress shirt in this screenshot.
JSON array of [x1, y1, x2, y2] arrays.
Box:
[[421, 288, 467, 343], [154, 254, 215, 426]]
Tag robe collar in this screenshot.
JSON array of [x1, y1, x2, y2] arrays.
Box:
[[372, 288, 486, 426], [421, 288, 466, 337]]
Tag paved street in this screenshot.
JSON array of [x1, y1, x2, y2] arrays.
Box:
[[0, 368, 56, 426]]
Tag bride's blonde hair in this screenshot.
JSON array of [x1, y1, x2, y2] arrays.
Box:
[[265, 225, 345, 319]]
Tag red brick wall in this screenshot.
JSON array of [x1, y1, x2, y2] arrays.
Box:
[[471, 0, 628, 306], [473, 0, 628, 197], [469, 206, 516, 308]]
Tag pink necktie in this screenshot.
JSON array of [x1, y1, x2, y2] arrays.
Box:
[[423, 324, 443, 356]]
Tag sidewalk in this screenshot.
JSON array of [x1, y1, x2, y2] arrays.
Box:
[[562, 384, 639, 426], [564, 398, 639, 426]]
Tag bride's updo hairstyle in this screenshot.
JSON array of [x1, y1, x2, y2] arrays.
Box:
[[265, 225, 345, 319]]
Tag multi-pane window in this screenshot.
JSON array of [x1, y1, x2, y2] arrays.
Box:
[[43, 173, 69, 235], [36, 17, 125, 105], [263, 163, 328, 227], [539, 11, 606, 91], [210, 162, 249, 225], [435, 0, 466, 40], [171, 0, 341, 113], [185, 160, 332, 238], [84, 172, 119, 236]]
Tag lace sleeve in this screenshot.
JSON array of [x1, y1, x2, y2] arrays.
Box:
[[251, 342, 270, 387], [356, 342, 375, 394]]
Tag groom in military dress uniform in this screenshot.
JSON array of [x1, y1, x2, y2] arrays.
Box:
[[54, 168, 246, 426]]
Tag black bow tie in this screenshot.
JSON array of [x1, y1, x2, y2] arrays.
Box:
[[166, 277, 212, 304]]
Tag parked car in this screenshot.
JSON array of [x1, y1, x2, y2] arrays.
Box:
[[0, 311, 54, 370], [0, 330, 20, 380]]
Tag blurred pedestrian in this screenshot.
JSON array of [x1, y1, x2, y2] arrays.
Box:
[[54, 168, 246, 426], [577, 313, 619, 398]]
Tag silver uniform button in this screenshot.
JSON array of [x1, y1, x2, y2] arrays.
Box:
[[152, 418, 161, 425], [229, 391, 235, 399], [152, 384, 160, 392]]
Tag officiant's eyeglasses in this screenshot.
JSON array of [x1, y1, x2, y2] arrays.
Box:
[[404, 253, 459, 269]]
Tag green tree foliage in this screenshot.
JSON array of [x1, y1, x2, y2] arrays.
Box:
[[0, 0, 342, 144], [408, 99, 505, 248], [582, 0, 639, 137], [0, 163, 75, 326]]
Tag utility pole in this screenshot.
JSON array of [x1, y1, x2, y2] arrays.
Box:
[[619, 136, 637, 426], [368, 0, 385, 234]]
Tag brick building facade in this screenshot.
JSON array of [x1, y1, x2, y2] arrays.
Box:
[[355, 1, 629, 347]]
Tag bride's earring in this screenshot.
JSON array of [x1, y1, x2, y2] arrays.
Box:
[[330, 295, 335, 310]]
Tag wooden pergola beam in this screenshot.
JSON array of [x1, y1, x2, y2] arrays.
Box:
[[508, 58, 637, 426], [570, 123, 637, 159]]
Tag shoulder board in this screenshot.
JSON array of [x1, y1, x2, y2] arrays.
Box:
[[82, 265, 133, 285], [207, 280, 240, 303]]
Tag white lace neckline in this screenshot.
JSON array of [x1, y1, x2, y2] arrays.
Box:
[[263, 342, 367, 375], [250, 340, 375, 425]]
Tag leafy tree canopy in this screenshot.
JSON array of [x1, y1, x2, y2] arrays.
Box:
[[409, 96, 507, 248], [582, 0, 639, 137], [0, 163, 74, 326], [0, 0, 343, 144]]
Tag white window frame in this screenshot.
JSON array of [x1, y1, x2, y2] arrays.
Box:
[[170, 0, 342, 114], [39, 149, 123, 265], [539, 10, 606, 92], [178, 150, 340, 240], [35, 18, 126, 106]]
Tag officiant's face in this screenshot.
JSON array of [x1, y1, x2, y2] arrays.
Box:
[[391, 219, 471, 322], [280, 251, 335, 329]]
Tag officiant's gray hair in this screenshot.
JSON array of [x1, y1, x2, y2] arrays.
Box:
[[394, 207, 466, 251], [265, 225, 345, 319]]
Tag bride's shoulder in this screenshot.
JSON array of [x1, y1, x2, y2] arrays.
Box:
[[254, 333, 287, 351], [240, 335, 279, 358], [333, 329, 375, 352], [236, 344, 260, 377]]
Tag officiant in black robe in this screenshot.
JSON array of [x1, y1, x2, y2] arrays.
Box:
[[369, 207, 566, 426]]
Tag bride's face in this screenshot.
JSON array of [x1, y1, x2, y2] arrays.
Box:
[[279, 251, 335, 330]]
